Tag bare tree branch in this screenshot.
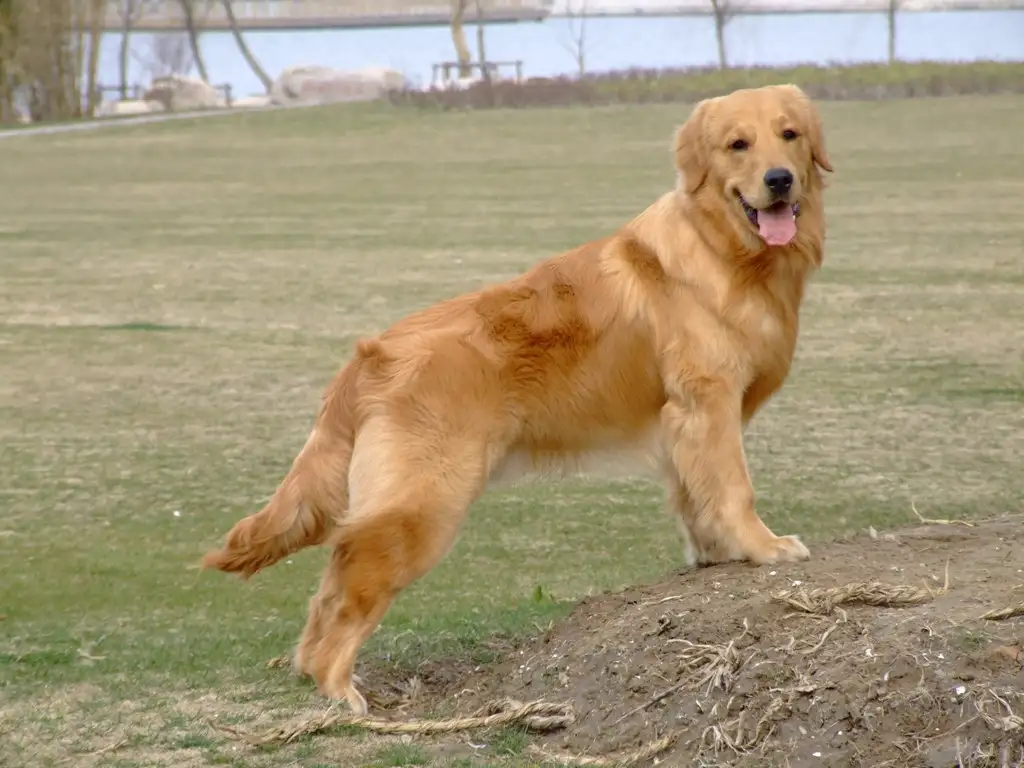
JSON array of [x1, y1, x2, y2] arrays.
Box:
[[710, 0, 732, 70], [220, 0, 271, 93], [562, 0, 588, 78], [131, 33, 194, 80], [178, 0, 209, 82]]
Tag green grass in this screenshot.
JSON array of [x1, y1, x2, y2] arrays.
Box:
[[1, 95, 1023, 766], [370, 743, 431, 766]]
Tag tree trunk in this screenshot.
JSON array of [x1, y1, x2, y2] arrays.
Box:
[[475, 0, 488, 80], [85, 0, 105, 116], [179, 0, 209, 82], [220, 0, 271, 93], [711, 0, 728, 70], [474, 0, 492, 105], [575, 20, 585, 77], [119, 0, 135, 99], [70, 0, 87, 117], [0, 0, 14, 122], [887, 0, 897, 64], [450, 0, 471, 78]]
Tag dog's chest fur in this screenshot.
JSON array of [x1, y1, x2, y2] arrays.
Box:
[[731, 287, 799, 378]]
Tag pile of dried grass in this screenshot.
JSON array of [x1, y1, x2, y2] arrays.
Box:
[[773, 568, 949, 615]]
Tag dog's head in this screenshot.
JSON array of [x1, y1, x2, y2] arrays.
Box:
[[674, 84, 832, 250]]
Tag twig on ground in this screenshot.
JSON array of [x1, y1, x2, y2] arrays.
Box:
[[612, 624, 754, 727], [979, 602, 1024, 621], [700, 720, 743, 756], [640, 594, 685, 607], [210, 698, 573, 747], [911, 501, 975, 527], [59, 738, 127, 763], [747, 696, 786, 749], [802, 618, 843, 656], [698, 691, 798, 758], [609, 680, 688, 727], [670, 621, 753, 692], [782, 607, 849, 623], [975, 689, 1023, 733], [529, 731, 678, 766]]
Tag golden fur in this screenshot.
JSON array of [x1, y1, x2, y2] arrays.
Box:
[[202, 84, 834, 715]]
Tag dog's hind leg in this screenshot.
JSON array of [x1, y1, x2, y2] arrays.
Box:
[[304, 416, 488, 715], [294, 546, 346, 677]]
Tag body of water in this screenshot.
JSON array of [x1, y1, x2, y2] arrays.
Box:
[[97, 10, 1024, 97]]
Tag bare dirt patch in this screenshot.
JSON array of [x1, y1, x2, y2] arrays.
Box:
[[313, 517, 1024, 767]]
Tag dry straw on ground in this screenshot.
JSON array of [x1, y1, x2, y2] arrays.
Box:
[[773, 564, 950, 615], [611, 623, 753, 728], [911, 501, 976, 527], [973, 689, 1024, 733], [211, 695, 681, 766], [979, 602, 1024, 621], [210, 697, 574, 747], [58, 738, 127, 764], [529, 732, 678, 766]]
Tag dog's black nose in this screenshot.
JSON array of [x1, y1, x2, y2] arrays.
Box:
[[763, 167, 793, 196]]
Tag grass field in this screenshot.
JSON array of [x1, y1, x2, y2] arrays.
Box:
[[1, 95, 1023, 767]]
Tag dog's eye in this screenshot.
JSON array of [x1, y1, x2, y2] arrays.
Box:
[[729, 139, 749, 151], [782, 129, 799, 141]]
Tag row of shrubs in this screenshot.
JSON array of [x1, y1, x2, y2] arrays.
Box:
[[387, 61, 1024, 110]]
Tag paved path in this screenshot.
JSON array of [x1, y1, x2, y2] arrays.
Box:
[[0, 104, 314, 141]]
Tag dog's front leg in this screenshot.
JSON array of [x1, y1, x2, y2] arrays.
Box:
[[660, 386, 810, 565], [663, 480, 702, 568]]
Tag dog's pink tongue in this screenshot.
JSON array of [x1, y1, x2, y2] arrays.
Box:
[[758, 207, 796, 246]]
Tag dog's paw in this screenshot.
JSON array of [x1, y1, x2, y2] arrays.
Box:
[[751, 534, 810, 564], [345, 685, 369, 718], [320, 668, 369, 717]]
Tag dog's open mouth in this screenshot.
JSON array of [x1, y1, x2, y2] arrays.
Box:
[[737, 194, 801, 246]]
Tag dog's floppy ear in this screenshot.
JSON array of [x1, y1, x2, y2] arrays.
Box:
[[673, 99, 711, 194], [780, 84, 833, 174]]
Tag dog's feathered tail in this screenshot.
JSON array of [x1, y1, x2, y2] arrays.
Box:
[[200, 364, 359, 579]]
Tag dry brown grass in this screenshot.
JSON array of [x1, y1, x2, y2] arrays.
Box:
[[980, 603, 1024, 622], [212, 698, 575, 747], [773, 578, 948, 615]]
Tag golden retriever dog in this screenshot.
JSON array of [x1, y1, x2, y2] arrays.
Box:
[[202, 84, 833, 715]]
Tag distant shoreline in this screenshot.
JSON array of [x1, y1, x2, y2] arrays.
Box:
[[92, 10, 1024, 100]]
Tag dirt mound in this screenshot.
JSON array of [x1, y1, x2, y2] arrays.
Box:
[[396, 518, 1024, 766]]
